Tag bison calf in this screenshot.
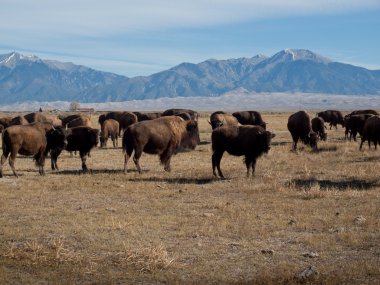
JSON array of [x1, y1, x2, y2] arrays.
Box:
[[211, 125, 275, 178], [100, 119, 119, 148], [123, 116, 200, 173], [311, 117, 327, 141]]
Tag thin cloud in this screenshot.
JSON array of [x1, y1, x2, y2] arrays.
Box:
[[1, 0, 379, 36]]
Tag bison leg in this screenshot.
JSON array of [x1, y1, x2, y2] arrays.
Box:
[[80, 152, 88, 173], [359, 137, 366, 150], [9, 152, 18, 178], [34, 150, 45, 176], [245, 157, 257, 177], [0, 153, 9, 178], [124, 152, 130, 173], [160, 147, 173, 172], [212, 150, 224, 178], [50, 148, 62, 171], [133, 148, 143, 174]]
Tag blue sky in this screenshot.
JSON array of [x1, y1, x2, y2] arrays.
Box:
[[1, 0, 380, 77]]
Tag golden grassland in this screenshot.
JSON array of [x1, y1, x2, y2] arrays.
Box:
[[0, 112, 379, 284]]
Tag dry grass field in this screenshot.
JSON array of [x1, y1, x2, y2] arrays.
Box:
[[0, 111, 379, 284]]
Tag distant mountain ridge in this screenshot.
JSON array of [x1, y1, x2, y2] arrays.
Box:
[[1, 49, 380, 104]]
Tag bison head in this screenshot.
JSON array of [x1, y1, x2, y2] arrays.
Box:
[[308, 131, 319, 150], [258, 130, 275, 154], [46, 127, 67, 152], [181, 120, 200, 150]]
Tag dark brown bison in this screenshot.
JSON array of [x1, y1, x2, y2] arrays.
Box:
[[0, 125, 66, 177], [50, 127, 99, 172], [288, 111, 318, 151], [162, 108, 198, 121], [311, 117, 327, 141], [344, 114, 373, 141], [232, 111, 267, 129], [209, 111, 240, 130], [133, 112, 162, 121], [349, 110, 379, 116], [100, 119, 119, 148], [360, 116, 380, 150], [9, 115, 29, 126], [317, 110, 344, 129], [211, 125, 275, 178], [123, 116, 200, 173], [105, 111, 137, 136], [24, 112, 47, 123]]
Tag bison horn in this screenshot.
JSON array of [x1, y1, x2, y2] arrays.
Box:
[[207, 120, 211, 125], [271, 133, 276, 138]]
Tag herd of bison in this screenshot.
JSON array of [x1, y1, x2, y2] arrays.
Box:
[[0, 108, 379, 178]]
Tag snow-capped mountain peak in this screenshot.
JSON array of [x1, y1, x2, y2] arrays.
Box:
[[269, 48, 332, 64], [0, 52, 41, 68]]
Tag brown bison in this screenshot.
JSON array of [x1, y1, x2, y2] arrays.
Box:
[[133, 112, 162, 121], [211, 125, 275, 178], [311, 117, 327, 141], [344, 114, 373, 141], [162, 108, 198, 121], [100, 119, 119, 148], [360, 116, 380, 150], [209, 111, 240, 130], [123, 116, 200, 173], [50, 126, 99, 172], [232, 111, 267, 129], [288, 111, 318, 151], [0, 125, 66, 177], [317, 110, 344, 129]]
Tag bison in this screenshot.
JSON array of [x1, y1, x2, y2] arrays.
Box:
[[311, 117, 327, 141], [100, 119, 119, 148], [211, 125, 275, 178], [123, 116, 200, 173], [98, 114, 106, 127], [317, 110, 344, 129], [162, 108, 198, 121], [232, 111, 267, 129], [0, 125, 66, 177], [344, 114, 373, 141], [288, 111, 318, 151], [360, 116, 380, 150], [209, 111, 240, 130], [50, 126, 99, 172]]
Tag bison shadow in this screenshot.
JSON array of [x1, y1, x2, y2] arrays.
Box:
[[198, 140, 211, 145], [351, 155, 380, 163], [271, 141, 290, 146], [128, 176, 215, 185], [290, 178, 377, 191], [50, 168, 127, 175], [315, 146, 338, 153]]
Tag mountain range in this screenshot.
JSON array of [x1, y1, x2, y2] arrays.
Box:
[[1, 49, 380, 104]]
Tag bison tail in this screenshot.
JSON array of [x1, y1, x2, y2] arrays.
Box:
[[2, 130, 11, 156], [122, 131, 133, 156]]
